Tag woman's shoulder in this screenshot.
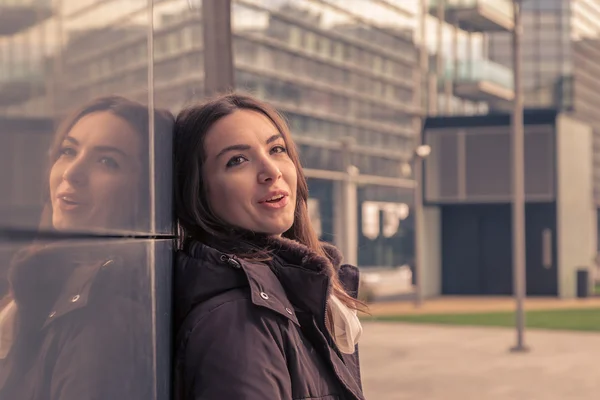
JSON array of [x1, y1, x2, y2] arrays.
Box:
[[337, 264, 360, 299], [174, 285, 292, 355]]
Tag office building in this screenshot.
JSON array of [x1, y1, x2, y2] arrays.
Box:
[[420, 0, 600, 298]]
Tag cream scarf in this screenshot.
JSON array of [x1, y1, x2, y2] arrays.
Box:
[[329, 295, 363, 354], [0, 300, 16, 359]]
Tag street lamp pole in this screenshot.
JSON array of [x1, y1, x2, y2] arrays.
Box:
[[511, 0, 528, 353], [413, 145, 431, 308]]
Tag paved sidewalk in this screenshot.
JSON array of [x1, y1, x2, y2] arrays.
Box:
[[366, 296, 600, 316], [360, 322, 600, 400]]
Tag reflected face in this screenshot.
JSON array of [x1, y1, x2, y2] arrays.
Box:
[[49, 111, 143, 231], [203, 110, 297, 236]]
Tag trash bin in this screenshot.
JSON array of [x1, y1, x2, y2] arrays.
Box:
[[577, 269, 589, 298]]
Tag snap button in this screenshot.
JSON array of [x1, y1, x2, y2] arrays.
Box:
[[48, 311, 56, 318], [260, 292, 269, 300], [285, 307, 293, 315], [71, 295, 80, 303], [101, 260, 114, 268]]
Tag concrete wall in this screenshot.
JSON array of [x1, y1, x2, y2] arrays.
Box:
[[423, 205, 442, 297], [556, 114, 596, 298]]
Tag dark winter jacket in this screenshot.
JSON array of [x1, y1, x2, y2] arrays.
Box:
[[173, 236, 366, 400], [0, 241, 155, 400]]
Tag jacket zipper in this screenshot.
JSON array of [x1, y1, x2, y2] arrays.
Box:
[[321, 279, 339, 352]]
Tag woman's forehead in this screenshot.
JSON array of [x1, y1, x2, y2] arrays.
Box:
[[204, 110, 282, 153], [66, 112, 142, 153]]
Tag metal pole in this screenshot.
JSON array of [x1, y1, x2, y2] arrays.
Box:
[[412, 0, 429, 308], [413, 154, 424, 307], [419, 0, 428, 114], [510, 0, 528, 353], [434, 0, 444, 116]]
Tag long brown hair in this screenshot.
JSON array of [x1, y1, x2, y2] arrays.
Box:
[[174, 92, 364, 312]]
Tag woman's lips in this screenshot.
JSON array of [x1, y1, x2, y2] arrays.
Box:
[[57, 197, 85, 212], [258, 195, 289, 210]]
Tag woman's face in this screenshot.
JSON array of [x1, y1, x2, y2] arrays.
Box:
[[203, 109, 298, 236], [49, 111, 143, 232]]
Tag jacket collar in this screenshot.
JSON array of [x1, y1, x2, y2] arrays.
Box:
[[8, 241, 133, 331], [175, 237, 347, 329]]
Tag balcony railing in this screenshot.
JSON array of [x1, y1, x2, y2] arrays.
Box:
[[428, 0, 514, 32], [441, 59, 514, 102], [0, 0, 53, 36], [445, 59, 513, 89], [0, 65, 46, 106]]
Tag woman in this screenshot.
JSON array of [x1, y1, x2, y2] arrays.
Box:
[[173, 93, 367, 400], [0, 96, 174, 400]]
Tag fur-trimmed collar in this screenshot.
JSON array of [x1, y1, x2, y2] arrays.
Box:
[[9, 243, 80, 312], [7, 241, 145, 333], [198, 233, 344, 275], [263, 236, 344, 275], [176, 236, 348, 328]]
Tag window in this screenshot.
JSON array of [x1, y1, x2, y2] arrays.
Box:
[[320, 38, 330, 57], [166, 33, 179, 54], [305, 31, 316, 53], [373, 81, 382, 97], [373, 56, 382, 73], [332, 41, 343, 60], [289, 27, 302, 47], [344, 45, 354, 62], [182, 26, 194, 50]]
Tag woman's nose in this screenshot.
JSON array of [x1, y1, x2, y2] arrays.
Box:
[[62, 158, 88, 186], [257, 158, 282, 183]]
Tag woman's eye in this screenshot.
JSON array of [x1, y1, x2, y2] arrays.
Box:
[[100, 157, 119, 169], [271, 145, 287, 154], [59, 147, 76, 157], [226, 155, 247, 168]]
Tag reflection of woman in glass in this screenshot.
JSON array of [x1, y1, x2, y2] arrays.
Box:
[[173, 93, 367, 400], [0, 96, 173, 400]]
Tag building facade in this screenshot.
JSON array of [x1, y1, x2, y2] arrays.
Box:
[[488, 0, 600, 202], [420, 0, 600, 298]]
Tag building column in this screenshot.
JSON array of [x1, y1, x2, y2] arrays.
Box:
[[422, 206, 442, 297], [333, 139, 358, 266], [202, 0, 235, 95]]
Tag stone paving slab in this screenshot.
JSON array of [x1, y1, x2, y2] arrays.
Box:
[[360, 322, 600, 400]]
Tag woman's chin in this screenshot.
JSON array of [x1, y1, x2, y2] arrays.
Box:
[[52, 218, 96, 233]]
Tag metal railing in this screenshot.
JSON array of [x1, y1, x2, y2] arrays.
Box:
[[442, 59, 514, 90], [428, 0, 513, 20]]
